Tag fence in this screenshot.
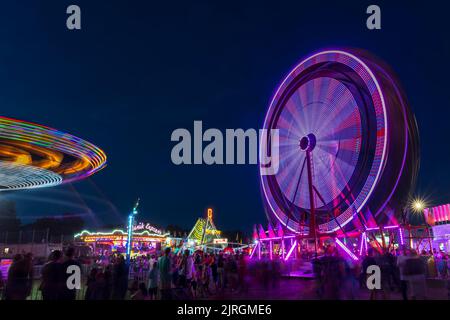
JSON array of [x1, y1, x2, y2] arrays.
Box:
[[0, 230, 75, 246]]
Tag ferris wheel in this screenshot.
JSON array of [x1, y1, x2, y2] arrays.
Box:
[[260, 50, 419, 237]]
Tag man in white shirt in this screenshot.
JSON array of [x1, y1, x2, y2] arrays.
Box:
[[396, 249, 410, 300]]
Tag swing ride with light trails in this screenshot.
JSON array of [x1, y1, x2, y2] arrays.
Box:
[[0, 116, 107, 191]]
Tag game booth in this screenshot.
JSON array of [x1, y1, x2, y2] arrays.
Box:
[[74, 222, 171, 258], [185, 208, 249, 253], [424, 204, 450, 253]]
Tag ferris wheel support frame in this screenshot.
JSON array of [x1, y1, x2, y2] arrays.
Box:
[[305, 148, 318, 256]]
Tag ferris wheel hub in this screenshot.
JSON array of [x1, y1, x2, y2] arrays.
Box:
[[299, 133, 316, 152]]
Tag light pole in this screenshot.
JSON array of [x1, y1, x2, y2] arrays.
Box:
[[407, 197, 427, 250], [126, 198, 140, 264], [411, 199, 426, 214]]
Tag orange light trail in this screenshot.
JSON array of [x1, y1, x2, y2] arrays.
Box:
[[0, 116, 106, 190]]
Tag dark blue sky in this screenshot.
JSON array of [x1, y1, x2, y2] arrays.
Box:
[[0, 1, 449, 232]]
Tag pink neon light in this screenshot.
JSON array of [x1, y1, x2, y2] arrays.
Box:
[[260, 50, 389, 235], [399, 228, 404, 246], [269, 241, 273, 260], [364, 234, 367, 252], [258, 235, 296, 241], [258, 241, 261, 259], [284, 240, 297, 261], [335, 238, 358, 261], [424, 208, 431, 225], [359, 232, 365, 256], [249, 242, 258, 259], [364, 233, 368, 253], [365, 225, 399, 231]]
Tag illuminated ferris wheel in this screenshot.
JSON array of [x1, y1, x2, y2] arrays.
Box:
[[260, 50, 419, 236]]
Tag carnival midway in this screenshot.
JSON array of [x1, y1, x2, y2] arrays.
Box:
[[1, 50, 450, 301]]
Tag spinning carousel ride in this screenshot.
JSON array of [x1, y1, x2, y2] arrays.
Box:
[[0, 116, 106, 191]]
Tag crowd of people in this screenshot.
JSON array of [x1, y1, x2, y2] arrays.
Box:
[[125, 248, 279, 300], [79, 247, 283, 300], [1, 247, 81, 300], [1, 252, 34, 300], [0, 246, 279, 300], [312, 245, 450, 300], [0, 244, 449, 300]]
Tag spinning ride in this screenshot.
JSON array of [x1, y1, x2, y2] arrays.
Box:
[[0, 117, 106, 190], [259, 50, 419, 244]]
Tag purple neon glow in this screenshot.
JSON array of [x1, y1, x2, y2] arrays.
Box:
[[359, 232, 366, 256], [364, 233, 368, 253], [269, 241, 273, 260], [249, 242, 258, 259], [258, 235, 296, 241], [399, 227, 404, 246], [260, 50, 388, 234], [335, 238, 359, 261], [365, 225, 399, 231], [424, 204, 450, 224], [284, 240, 297, 261], [372, 69, 410, 220], [258, 241, 261, 259], [275, 77, 362, 210]]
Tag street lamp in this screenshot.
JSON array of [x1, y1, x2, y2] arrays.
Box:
[[411, 198, 426, 213], [126, 198, 140, 263]]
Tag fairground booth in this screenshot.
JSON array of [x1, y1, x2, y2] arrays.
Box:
[[185, 208, 248, 253], [424, 204, 450, 252], [74, 221, 172, 257]]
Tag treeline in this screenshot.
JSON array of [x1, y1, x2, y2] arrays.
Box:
[[0, 200, 84, 240]]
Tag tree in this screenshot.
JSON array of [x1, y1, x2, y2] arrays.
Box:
[[221, 230, 246, 243], [0, 199, 21, 232], [25, 213, 85, 238], [166, 224, 188, 237]]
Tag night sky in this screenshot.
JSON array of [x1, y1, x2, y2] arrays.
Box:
[[0, 1, 449, 233]]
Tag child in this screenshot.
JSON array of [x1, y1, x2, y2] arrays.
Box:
[[147, 261, 159, 300], [190, 265, 198, 299]]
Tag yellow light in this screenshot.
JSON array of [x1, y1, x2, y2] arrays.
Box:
[[411, 198, 426, 213], [207, 208, 213, 220]]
